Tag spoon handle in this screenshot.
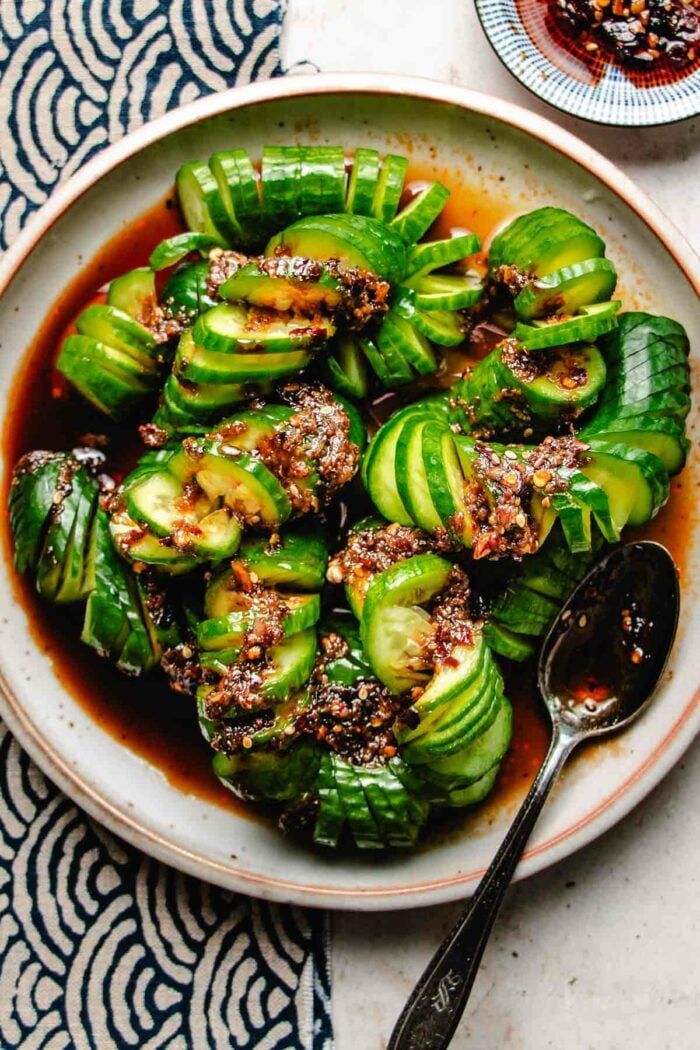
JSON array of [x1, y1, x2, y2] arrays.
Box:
[[388, 727, 577, 1050]]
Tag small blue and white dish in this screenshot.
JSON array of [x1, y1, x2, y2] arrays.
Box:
[[476, 0, 700, 126]]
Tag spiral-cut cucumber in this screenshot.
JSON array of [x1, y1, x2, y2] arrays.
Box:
[[111, 388, 363, 572], [453, 339, 607, 435], [9, 452, 179, 672], [363, 315, 684, 557], [489, 207, 606, 277], [483, 529, 601, 661], [580, 312, 691, 475], [10, 451, 100, 602]]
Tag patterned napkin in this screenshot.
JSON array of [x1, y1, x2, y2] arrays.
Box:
[[0, 4, 332, 1047]]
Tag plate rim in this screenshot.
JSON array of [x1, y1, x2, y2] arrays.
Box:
[[0, 71, 698, 911], [474, 0, 700, 128]]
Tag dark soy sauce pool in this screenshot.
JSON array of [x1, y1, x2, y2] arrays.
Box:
[[2, 180, 694, 839]]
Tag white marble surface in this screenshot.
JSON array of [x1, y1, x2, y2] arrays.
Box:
[[281, 3, 700, 1047]]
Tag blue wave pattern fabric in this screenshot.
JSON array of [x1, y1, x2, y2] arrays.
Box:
[[0, 0, 284, 250], [0, 4, 333, 1047], [0, 728, 332, 1048]]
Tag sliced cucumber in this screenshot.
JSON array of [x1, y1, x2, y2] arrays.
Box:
[[404, 232, 480, 279], [197, 594, 320, 651], [57, 335, 154, 420], [390, 182, 450, 244], [215, 741, 319, 804], [76, 303, 157, 360], [82, 508, 164, 672], [490, 207, 606, 277], [371, 154, 408, 224], [361, 553, 453, 694], [379, 311, 437, 376], [514, 301, 621, 349], [567, 471, 619, 543], [421, 421, 474, 545], [394, 418, 443, 533], [209, 149, 262, 247], [345, 148, 380, 216], [267, 213, 407, 286], [160, 259, 218, 323], [586, 416, 688, 475], [327, 335, 369, 399], [373, 321, 415, 385], [263, 627, 318, 701], [213, 530, 328, 600], [107, 267, 155, 320], [124, 467, 210, 537], [261, 145, 303, 229], [193, 302, 333, 354], [488, 207, 571, 269], [514, 257, 618, 320], [550, 489, 592, 553], [298, 145, 346, 215], [220, 258, 343, 313], [314, 751, 347, 847], [332, 757, 384, 850], [149, 232, 223, 271], [191, 441, 292, 528], [176, 330, 311, 385], [407, 272, 484, 310], [582, 440, 668, 528], [162, 373, 249, 423], [483, 622, 536, 662], [109, 510, 199, 573], [419, 698, 512, 790], [396, 295, 464, 347], [176, 160, 231, 241]]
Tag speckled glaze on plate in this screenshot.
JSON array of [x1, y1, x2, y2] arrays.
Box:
[[476, 0, 700, 126], [0, 74, 698, 910]]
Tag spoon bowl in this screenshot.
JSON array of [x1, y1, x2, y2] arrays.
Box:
[[540, 541, 680, 739], [389, 541, 680, 1050]]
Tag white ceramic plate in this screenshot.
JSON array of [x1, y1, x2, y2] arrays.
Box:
[[0, 74, 698, 911]]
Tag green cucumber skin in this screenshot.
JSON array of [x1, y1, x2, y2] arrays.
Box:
[[261, 145, 304, 230], [460, 342, 606, 433], [371, 154, 409, 225], [10, 453, 67, 574], [76, 303, 157, 358], [514, 301, 620, 350], [219, 531, 330, 593], [404, 233, 480, 279], [81, 508, 162, 674], [390, 182, 450, 244], [345, 148, 381, 216], [149, 232, 223, 271], [581, 311, 691, 476], [488, 207, 571, 269], [313, 752, 347, 847], [160, 260, 218, 326], [326, 336, 370, 399], [10, 453, 100, 605], [513, 258, 618, 320], [36, 468, 98, 603], [489, 207, 605, 277], [57, 335, 155, 420], [216, 743, 320, 804], [266, 213, 408, 286], [209, 149, 262, 248], [107, 267, 155, 321]]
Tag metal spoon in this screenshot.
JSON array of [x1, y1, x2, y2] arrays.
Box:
[[388, 541, 680, 1050]]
